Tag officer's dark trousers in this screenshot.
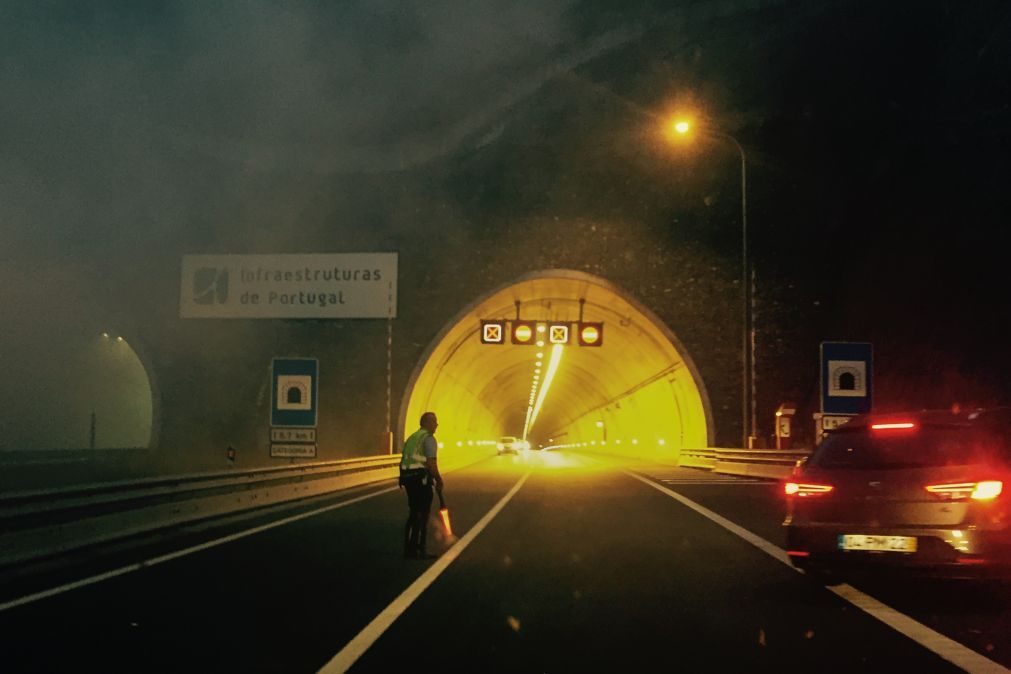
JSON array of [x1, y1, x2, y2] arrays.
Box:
[[403, 476, 433, 556]]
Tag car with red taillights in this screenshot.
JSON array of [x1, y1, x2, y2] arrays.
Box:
[[784, 408, 1011, 579]]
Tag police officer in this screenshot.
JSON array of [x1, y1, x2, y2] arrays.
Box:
[[399, 411, 443, 559]]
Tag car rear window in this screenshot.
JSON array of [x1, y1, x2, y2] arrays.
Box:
[[811, 425, 1000, 470]]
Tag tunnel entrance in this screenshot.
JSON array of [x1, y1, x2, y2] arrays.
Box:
[[399, 270, 713, 462]]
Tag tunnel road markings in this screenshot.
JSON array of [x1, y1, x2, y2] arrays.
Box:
[[627, 471, 1011, 674], [0, 485, 401, 613], [318, 470, 532, 674]]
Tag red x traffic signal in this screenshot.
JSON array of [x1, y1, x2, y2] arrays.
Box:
[[480, 320, 506, 344]]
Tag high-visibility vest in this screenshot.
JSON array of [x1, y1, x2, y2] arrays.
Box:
[[400, 428, 430, 471]]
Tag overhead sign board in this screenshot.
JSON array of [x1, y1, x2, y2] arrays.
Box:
[[271, 358, 318, 427], [820, 341, 873, 415], [180, 253, 397, 319]]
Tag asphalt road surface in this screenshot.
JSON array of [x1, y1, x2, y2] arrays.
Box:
[[1, 453, 1009, 673]]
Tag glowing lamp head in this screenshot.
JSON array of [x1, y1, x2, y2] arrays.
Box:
[[673, 120, 690, 134]]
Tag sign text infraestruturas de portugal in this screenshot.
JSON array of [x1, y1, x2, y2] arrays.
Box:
[[180, 253, 398, 319]]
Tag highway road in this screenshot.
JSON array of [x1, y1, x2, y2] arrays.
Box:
[[2, 453, 1009, 673]]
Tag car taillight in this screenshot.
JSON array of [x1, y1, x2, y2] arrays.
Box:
[[784, 482, 833, 497], [926, 480, 1004, 501], [871, 422, 916, 431]]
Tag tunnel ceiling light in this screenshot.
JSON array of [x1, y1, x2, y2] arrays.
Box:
[[536, 352, 544, 359], [524, 343, 564, 438], [480, 320, 506, 345], [536, 323, 546, 333], [536, 340, 545, 347], [101, 332, 110, 339]]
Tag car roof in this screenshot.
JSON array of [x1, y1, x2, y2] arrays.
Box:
[[834, 407, 1011, 433]]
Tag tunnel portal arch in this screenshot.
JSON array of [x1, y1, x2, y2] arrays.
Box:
[[399, 270, 713, 461]]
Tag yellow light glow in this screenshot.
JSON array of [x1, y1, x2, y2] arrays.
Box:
[[439, 507, 453, 536], [674, 120, 690, 134], [537, 324, 546, 333], [402, 272, 712, 468]]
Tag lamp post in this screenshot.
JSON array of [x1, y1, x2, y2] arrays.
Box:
[[671, 120, 755, 448]]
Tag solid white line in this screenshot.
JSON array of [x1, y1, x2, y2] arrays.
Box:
[[626, 471, 1011, 674], [0, 485, 400, 613], [627, 471, 793, 566], [828, 584, 1011, 674], [318, 471, 531, 674]]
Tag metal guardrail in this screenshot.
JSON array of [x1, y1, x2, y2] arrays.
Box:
[[0, 455, 400, 517], [0, 455, 401, 568], [676, 448, 717, 469], [678, 447, 812, 480]]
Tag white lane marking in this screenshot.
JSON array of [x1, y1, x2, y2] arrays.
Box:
[[828, 584, 1011, 674], [627, 471, 792, 566], [627, 471, 1011, 674], [0, 485, 400, 613], [319, 471, 531, 674]]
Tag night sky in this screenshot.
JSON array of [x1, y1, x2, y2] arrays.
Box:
[[2, 1, 1010, 450]]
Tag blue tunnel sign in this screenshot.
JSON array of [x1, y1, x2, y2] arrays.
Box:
[[820, 342, 873, 415], [271, 358, 318, 427]]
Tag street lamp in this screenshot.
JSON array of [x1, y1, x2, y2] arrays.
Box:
[[670, 118, 755, 448]]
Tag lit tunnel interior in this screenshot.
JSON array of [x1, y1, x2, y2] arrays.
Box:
[[400, 270, 713, 462]]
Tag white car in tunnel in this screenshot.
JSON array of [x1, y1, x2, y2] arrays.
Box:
[[497, 436, 523, 455]]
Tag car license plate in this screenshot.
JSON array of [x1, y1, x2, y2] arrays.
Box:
[[839, 534, 917, 553]]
